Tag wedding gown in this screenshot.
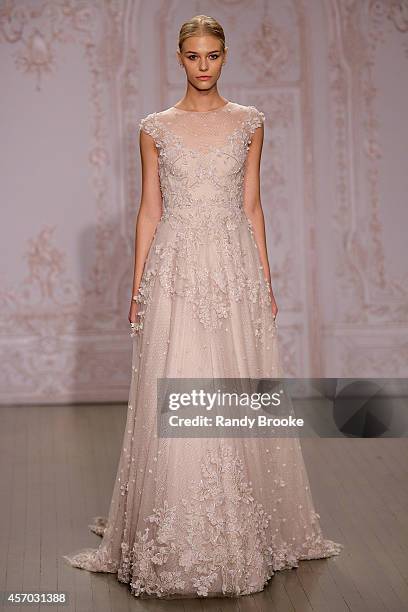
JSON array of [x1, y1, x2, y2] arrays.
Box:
[[62, 100, 343, 598]]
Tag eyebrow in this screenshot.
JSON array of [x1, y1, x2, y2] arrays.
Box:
[[184, 50, 221, 54]]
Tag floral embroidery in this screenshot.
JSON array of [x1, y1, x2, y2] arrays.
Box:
[[72, 445, 343, 598], [62, 103, 343, 598], [136, 103, 275, 344], [139, 112, 163, 147]]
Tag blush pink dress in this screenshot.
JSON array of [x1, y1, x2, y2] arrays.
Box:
[[62, 100, 343, 598]]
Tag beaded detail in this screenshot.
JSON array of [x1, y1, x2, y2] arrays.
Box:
[[64, 444, 343, 598], [62, 102, 343, 598], [135, 103, 273, 343]]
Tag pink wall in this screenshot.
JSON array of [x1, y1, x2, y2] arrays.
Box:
[[1, 0, 407, 404]]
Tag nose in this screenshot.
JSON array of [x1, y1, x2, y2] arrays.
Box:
[[199, 60, 209, 71]]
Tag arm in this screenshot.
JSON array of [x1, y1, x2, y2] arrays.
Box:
[[129, 128, 163, 323], [242, 123, 278, 318]]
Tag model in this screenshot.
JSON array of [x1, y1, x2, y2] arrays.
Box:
[[63, 14, 343, 599]]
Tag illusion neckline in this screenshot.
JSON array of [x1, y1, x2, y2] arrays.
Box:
[[171, 100, 231, 113]]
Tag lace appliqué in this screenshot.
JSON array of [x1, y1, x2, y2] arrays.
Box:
[[244, 106, 265, 138], [139, 112, 163, 148], [85, 445, 343, 598], [136, 104, 273, 344], [135, 218, 274, 343]]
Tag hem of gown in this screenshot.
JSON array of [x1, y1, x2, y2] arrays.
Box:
[[62, 516, 344, 599], [129, 539, 344, 599]]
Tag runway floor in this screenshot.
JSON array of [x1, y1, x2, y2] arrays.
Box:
[[0, 403, 407, 612]]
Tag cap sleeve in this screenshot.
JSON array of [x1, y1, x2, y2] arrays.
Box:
[[245, 105, 265, 139], [139, 112, 161, 147]]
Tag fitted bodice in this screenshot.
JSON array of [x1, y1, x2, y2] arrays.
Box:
[[136, 101, 269, 333], [139, 101, 265, 228]]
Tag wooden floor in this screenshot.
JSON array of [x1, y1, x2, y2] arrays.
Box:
[[0, 404, 407, 612]]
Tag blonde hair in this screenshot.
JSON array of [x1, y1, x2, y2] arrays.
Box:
[[178, 15, 226, 53]]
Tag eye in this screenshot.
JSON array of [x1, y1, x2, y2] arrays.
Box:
[[186, 54, 220, 60]]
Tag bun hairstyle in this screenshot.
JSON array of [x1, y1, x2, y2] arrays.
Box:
[[178, 14, 226, 52]]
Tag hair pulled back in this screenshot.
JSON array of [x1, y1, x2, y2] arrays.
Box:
[[178, 15, 226, 53]]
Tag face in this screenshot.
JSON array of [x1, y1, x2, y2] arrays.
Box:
[[177, 35, 227, 90]]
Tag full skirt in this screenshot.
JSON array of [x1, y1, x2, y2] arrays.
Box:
[[62, 212, 343, 598]]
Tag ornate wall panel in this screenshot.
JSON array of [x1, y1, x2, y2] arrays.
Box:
[[323, 0, 408, 376], [0, 0, 406, 404], [0, 0, 142, 403]]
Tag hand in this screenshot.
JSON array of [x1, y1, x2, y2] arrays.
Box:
[[128, 300, 139, 324], [128, 300, 143, 337], [265, 277, 278, 321], [270, 293, 278, 321]]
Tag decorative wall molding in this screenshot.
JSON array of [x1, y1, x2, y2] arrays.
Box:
[[0, 0, 406, 403], [0, 0, 139, 402], [323, 0, 408, 375]]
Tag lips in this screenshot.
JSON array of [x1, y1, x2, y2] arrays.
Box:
[[197, 76, 211, 79]]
